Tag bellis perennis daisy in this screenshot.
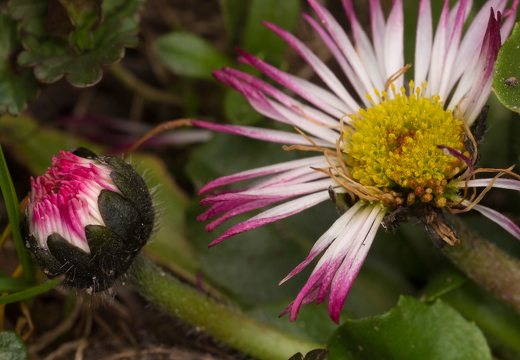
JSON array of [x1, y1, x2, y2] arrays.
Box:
[[194, 0, 520, 323], [23, 149, 154, 291]]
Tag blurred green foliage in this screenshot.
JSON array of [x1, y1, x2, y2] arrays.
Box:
[[0, 331, 27, 360]]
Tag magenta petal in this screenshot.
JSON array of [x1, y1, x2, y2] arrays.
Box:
[[27, 150, 117, 253], [205, 198, 288, 231], [472, 204, 520, 240], [198, 156, 324, 194], [192, 120, 329, 147], [279, 201, 366, 285], [288, 265, 328, 321], [327, 210, 383, 322], [208, 191, 329, 247]]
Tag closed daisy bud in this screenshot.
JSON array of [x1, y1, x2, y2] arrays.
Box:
[[22, 148, 154, 292]]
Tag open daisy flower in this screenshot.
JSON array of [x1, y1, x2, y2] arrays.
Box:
[[195, 0, 519, 323]]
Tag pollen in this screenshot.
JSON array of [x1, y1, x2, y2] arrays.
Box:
[[342, 82, 467, 207]]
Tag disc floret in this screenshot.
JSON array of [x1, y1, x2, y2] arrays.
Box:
[[343, 83, 468, 207]]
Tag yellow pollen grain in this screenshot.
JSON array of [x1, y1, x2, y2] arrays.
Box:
[[343, 82, 466, 195]]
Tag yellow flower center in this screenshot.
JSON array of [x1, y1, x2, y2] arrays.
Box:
[[342, 82, 468, 207]]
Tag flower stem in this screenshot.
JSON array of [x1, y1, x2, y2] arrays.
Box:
[[109, 64, 181, 106], [127, 255, 322, 360], [442, 216, 520, 314]]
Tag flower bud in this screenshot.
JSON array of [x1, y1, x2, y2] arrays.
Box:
[[22, 148, 154, 292]]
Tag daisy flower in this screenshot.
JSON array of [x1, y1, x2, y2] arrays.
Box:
[[24, 149, 154, 291], [194, 0, 519, 323]]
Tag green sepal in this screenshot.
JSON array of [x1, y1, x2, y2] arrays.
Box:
[[101, 155, 154, 240], [72, 146, 98, 159], [97, 189, 140, 246], [85, 224, 134, 290], [47, 233, 93, 288]]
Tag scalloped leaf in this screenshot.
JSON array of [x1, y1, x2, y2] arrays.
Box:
[[0, 13, 38, 114], [328, 296, 492, 360], [494, 23, 520, 113], [8, 0, 143, 87]]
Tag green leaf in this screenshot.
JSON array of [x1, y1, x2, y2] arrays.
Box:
[[328, 296, 492, 360], [0, 331, 27, 360], [0, 143, 33, 281], [154, 32, 231, 79], [9, 0, 143, 87], [243, 0, 300, 64], [58, 0, 102, 29], [494, 22, 520, 113], [219, 0, 250, 44], [0, 277, 32, 292], [0, 14, 38, 114], [440, 283, 520, 358], [0, 277, 62, 305], [422, 271, 466, 302]]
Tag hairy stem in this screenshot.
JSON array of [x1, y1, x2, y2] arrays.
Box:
[[442, 217, 520, 314], [109, 64, 181, 105], [127, 255, 322, 360]]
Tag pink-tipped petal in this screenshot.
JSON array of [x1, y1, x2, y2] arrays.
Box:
[[279, 201, 365, 285], [342, 0, 385, 88], [208, 191, 330, 247], [463, 9, 502, 124], [449, 0, 506, 89], [286, 205, 384, 321], [308, 0, 375, 94], [414, 0, 432, 85], [198, 156, 324, 194], [191, 120, 330, 147], [303, 14, 369, 107], [370, 0, 386, 74], [201, 179, 332, 205], [428, 0, 450, 96], [471, 203, 520, 241], [448, 8, 501, 122], [219, 67, 341, 128], [236, 50, 352, 115], [384, 0, 404, 87], [264, 20, 359, 110], [27, 151, 118, 253], [327, 207, 384, 322], [439, 0, 470, 100]]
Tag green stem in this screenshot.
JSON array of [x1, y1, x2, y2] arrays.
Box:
[[127, 255, 322, 360], [0, 277, 62, 305], [0, 145, 33, 281], [109, 64, 181, 105], [442, 217, 520, 314]]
